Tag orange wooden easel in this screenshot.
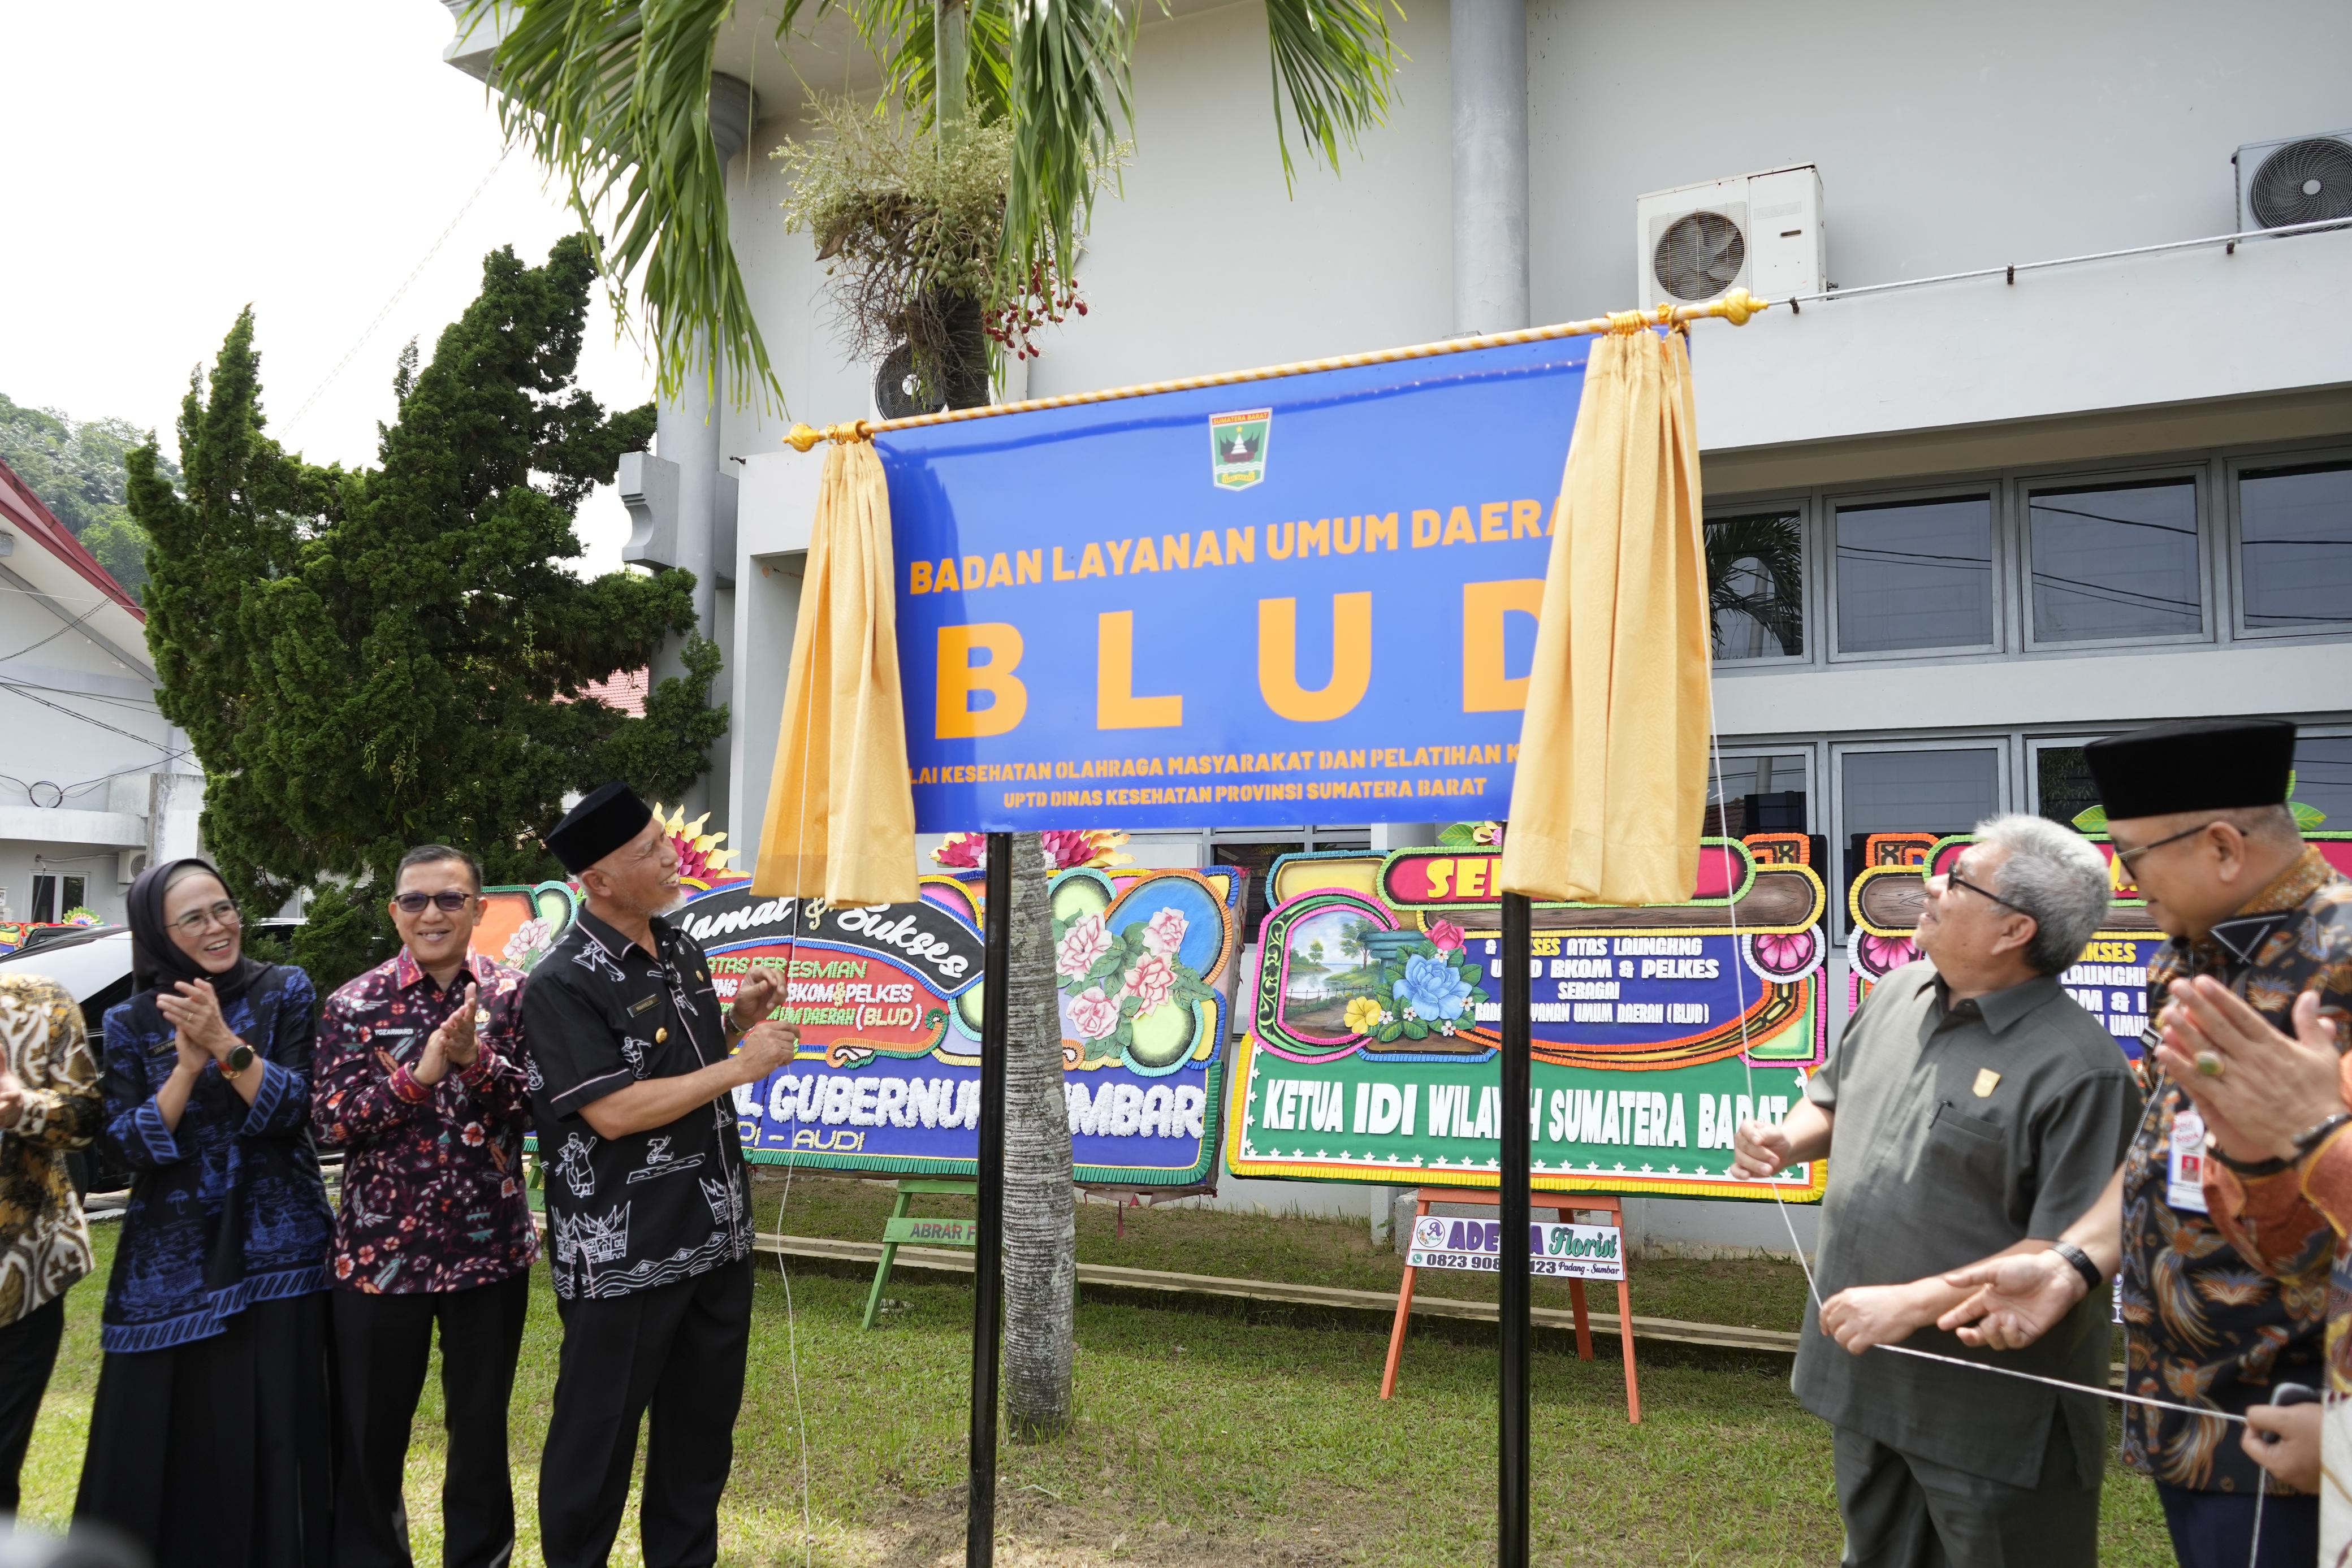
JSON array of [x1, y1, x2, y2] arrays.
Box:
[[1380, 1188, 1641, 1423]]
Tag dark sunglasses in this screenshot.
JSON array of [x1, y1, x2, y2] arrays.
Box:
[[1944, 869, 2031, 917], [393, 891, 474, 914]]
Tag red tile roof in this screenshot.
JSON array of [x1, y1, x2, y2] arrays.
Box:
[[0, 456, 144, 619], [576, 668, 648, 717]]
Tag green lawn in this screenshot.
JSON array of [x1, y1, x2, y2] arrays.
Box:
[[17, 1183, 2180, 1565]]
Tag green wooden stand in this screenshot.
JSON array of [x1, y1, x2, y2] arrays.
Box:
[[864, 1178, 980, 1328]]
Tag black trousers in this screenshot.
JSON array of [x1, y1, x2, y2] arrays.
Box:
[[330, 1275, 531, 1568], [2156, 1481, 2319, 1568], [539, 1258, 753, 1568], [75, 1292, 334, 1568], [1832, 1420, 2098, 1568], [0, 1295, 66, 1513]]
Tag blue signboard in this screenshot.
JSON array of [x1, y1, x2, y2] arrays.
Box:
[[878, 337, 1594, 833]]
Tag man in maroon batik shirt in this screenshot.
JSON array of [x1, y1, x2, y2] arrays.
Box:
[[313, 843, 538, 1568]]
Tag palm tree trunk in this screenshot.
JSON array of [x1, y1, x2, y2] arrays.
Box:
[[999, 830, 1075, 1439], [935, 0, 970, 144]]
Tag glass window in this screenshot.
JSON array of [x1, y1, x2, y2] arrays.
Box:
[[2034, 744, 2101, 829], [1840, 747, 2001, 887], [31, 875, 57, 924], [1705, 509, 1804, 659], [1834, 496, 1995, 653], [2295, 736, 2352, 831], [2240, 462, 2352, 629], [1707, 752, 1809, 835], [2027, 478, 2201, 642]]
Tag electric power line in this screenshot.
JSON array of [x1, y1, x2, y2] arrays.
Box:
[[281, 148, 514, 437]]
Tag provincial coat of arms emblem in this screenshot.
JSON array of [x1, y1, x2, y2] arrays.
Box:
[[1208, 408, 1270, 491]]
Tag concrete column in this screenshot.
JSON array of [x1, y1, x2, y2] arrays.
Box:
[[1450, 0, 1530, 336], [650, 72, 757, 820]]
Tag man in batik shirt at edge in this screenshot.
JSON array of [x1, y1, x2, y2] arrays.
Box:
[[313, 843, 539, 1568], [2162, 796, 2352, 1557]]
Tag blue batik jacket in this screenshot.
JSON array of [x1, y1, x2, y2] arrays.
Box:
[[96, 964, 334, 1353]]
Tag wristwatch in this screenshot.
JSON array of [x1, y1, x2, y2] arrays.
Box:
[[219, 1042, 256, 1081], [2046, 1240, 2103, 1293], [2293, 1111, 2352, 1158]]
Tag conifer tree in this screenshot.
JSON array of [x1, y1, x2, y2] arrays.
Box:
[[130, 237, 724, 987]]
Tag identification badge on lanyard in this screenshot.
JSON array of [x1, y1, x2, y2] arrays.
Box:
[[2168, 1105, 2210, 1214]]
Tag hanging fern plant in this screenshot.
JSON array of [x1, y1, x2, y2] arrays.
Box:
[[773, 97, 1115, 409]]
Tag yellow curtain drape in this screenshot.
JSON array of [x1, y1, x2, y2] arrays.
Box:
[[1497, 329, 1711, 906], [751, 440, 919, 906]]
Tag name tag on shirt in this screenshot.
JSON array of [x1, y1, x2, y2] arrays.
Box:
[[2168, 1106, 2209, 1213], [372, 1027, 419, 1063]]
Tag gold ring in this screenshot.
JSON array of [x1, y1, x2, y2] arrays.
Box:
[[2194, 1051, 2226, 1080]]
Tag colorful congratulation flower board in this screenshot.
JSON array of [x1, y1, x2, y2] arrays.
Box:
[[692, 868, 1241, 1187], [487, 869, 1237, 1186], [1846, 830, 2352, 1059], [1226, 834, 1831, 1201]]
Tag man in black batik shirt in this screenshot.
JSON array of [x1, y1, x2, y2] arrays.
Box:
[[524, 783, 797, 1568]]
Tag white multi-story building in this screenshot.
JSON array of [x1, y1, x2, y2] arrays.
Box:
[[0, 460, 199, 928], [442, 0, 2352, 1242]]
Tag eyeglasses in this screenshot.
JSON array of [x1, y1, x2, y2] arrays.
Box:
[[393, 891, 474, 914], [2112, 820, 2218, 872], [168, 899, 241, 937], [1943, 869, 2032, 917]]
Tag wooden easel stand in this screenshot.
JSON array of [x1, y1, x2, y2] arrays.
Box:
[[1381, 1186, 1642, 1425]]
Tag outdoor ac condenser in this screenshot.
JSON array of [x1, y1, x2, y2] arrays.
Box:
[[1635, 165, 1825, 311], [2233, 131, 2352, 235]]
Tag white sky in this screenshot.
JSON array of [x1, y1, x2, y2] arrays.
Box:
[[1, 1, 656, 577]]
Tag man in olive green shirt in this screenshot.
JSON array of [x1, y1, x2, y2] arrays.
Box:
[[1736, 815, 2140, 1567]]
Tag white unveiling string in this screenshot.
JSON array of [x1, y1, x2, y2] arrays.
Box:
[[761, 487, 825, 1568]]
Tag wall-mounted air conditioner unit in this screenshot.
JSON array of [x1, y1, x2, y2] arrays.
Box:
[[2234, 131, 2352, 234], [1636, 165, 1825, 311]]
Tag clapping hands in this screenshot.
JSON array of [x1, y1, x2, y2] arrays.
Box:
[[409, 983, 482, 1088], [156, 979, 238, 1070]]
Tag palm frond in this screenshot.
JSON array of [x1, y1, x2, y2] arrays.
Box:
[[478, 0, 776, 407], [815, 0, 1016, 129], [1704, 512, 1804, 658], [1002, 0, 1132, 293], [1261, 0, 1400, 188]]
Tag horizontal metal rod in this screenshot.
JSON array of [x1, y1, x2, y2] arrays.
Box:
[[1786, 214, 2351, 307]]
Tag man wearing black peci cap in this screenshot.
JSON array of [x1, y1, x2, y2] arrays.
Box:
[[525, 782, 799, 1568], [1942, 717, 2349, 1568]]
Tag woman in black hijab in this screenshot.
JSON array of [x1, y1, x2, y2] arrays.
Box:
[[74, 858, 334, 1566]]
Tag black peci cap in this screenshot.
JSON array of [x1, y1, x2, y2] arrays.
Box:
[[547, 781, 655, 874], [2085, 718, 2297, 821]]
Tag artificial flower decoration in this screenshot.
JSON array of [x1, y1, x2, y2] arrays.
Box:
[[1855, 930, 1918, 979], [1343, 995, 1386, 1036], [1041, 829, 1133, 870], [650, 802, 736, 881], [931, 829, 1132, 872], [1394, 951, 1475, 1025], [932, 833, 986, 868], [1056, 912, 1113, 978], [1051, 902, 1218, 1067], [1426, 919, 1467, 952], [1749, 928, 1819, 977]]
